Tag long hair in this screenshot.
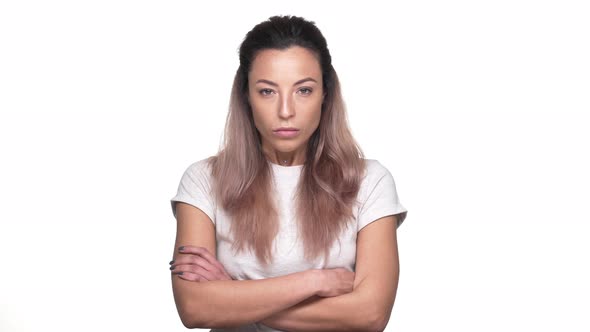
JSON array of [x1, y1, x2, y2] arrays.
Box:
[[208, 15, 366, 266]]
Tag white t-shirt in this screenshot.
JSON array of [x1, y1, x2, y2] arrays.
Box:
[[170, 158, 408, 332]]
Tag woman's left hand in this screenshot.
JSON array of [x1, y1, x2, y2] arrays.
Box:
[[170, 245, 233, 282]]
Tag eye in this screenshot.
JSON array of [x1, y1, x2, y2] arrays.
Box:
[[259, 88, 274, 96], [298, 87, 313, 95]]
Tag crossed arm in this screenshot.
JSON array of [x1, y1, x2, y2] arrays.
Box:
[[171, 202, 400, 331]]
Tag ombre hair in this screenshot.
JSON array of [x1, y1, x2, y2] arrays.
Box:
[[207, 15, 366, 266]]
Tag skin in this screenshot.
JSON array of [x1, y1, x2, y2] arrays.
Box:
[[247, 46, 324, 166], [169, 246, 232, 281], [170, 45, 326, 279], [170, 46, 327, 280], [170, 46, 399, 331]]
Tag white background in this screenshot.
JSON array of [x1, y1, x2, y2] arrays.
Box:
[[1, 1, 589, 331]]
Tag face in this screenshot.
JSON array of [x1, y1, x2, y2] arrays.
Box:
[[248, 46, 324, 161]]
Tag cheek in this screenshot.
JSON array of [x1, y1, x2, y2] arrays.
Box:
[[250, 111, 265, 132], [248, 96, 262, 128], [307, 101, 323, 130], [250, 107, 272, 135]]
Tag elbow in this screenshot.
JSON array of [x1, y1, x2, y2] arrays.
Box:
[[361, 303, 391, 332], [173, 281, 215, 328], [369, 316, 387, 332], [177, 301, 199, 329], [356, 317, 385, 332], [176, 298, 212, 329], [361, 315, 385, 332], [180, 316, 196, 329], [353, 295, 390, 332]]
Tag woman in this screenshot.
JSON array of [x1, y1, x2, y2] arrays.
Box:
[[169, 15, 408, 331]]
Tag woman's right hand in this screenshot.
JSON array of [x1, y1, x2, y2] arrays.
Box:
[[314, 268, 355, 297]]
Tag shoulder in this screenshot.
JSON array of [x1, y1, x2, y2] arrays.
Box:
[[356, 158, 397, 204], [361, 159, 392, 183], [187, 156, 214, 171], [183, 157, 215, 178], [363, 158, 388, 172], [175, 156, 217, 193], [357, 158, 407, 228]]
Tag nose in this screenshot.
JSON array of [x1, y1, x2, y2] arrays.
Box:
[[278, 94, 295, 119]]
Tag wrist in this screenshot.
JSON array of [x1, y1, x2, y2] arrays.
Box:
[[305, 269, 323, 296]]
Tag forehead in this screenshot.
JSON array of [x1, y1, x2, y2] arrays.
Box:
[[249, 46, 322, 81]]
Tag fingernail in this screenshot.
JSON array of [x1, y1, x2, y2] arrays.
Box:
[[169, 266, 175, 270], [169, 260, 174, 265], [179, 246, 184, 251]]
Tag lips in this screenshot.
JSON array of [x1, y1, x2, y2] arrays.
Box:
[[273, 127, 299, 132], [273, 127, 300, 138]]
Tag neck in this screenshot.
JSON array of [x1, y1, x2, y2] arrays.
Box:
[[264, 149, 306, 166]]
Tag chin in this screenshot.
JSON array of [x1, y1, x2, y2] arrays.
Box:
[[272, 141, 305, 153]]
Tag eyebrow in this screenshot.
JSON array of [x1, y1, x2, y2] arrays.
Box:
[[255, 77, 318, 86]]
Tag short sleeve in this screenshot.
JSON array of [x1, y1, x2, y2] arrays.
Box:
[[357, 160, 408, 232], [170, 159, 216, 224]]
